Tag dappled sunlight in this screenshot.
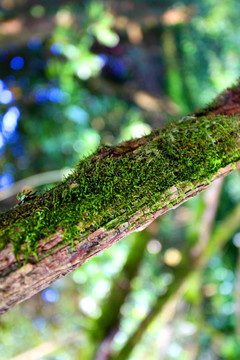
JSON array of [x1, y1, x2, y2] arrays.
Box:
[[0, 19, 23, 35]]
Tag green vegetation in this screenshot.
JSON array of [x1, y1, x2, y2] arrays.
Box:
[[1, 0, 240, 359]]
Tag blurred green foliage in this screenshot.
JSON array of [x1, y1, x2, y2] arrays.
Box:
[[1, 0, 240, 359]]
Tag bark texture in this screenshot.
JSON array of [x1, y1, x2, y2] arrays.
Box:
[[0, 82, 240, 314]]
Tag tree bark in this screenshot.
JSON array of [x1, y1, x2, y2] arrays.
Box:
[[0, 82, 240, 314]]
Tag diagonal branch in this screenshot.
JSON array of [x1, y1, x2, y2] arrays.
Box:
[[0, 81, 240, 314]]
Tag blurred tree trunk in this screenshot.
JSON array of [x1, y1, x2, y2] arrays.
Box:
[[93, 228, 152, 360], [0, 82, 240, 314]]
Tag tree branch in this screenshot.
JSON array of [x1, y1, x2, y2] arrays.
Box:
[[0, 82, 240, 313]]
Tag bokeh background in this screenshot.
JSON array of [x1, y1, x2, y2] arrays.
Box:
[[1, 1, 240, 359]]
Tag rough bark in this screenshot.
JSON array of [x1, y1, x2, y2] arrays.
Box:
[[0, 82, 240, 314]]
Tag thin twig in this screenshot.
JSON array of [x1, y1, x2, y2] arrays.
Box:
[[0, 168, 72, 202]]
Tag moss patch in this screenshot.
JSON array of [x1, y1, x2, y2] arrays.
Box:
[[0, 115, 239, 262]]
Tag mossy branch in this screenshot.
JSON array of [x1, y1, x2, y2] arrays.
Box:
[[0, 82, 240, 313]]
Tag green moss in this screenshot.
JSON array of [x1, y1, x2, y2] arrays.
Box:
[[0, 115, 239, 262]]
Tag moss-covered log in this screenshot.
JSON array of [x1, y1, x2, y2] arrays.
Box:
[[0, 82, 240, 314]]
